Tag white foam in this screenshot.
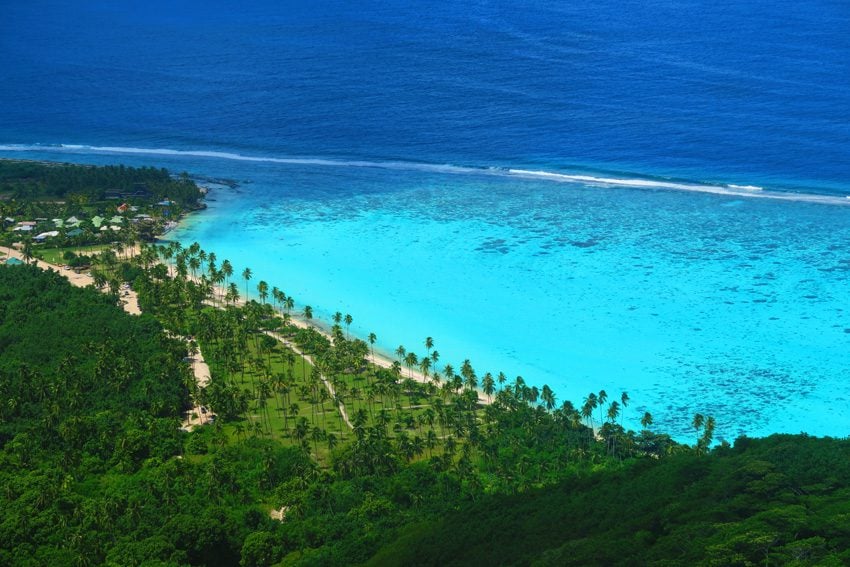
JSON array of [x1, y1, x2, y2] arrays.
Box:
[[0, 143, 481, 176], [508, 168, 707, 191], [727, 184, 763, 191], [0, 143, 848, 206], [508, 168, 848, 205]]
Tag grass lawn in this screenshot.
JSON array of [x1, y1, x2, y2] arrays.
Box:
[[35, 244, 110, 264]]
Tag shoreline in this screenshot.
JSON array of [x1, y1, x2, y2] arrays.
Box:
[[160, 196, 490, 405], [195, 272, 492, 406]]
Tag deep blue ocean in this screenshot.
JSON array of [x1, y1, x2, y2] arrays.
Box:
[[2, 1, 849, 439]]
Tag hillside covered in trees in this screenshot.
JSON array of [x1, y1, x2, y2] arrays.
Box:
[[2, 258, 850, 565], [371, 434, 850, 565]]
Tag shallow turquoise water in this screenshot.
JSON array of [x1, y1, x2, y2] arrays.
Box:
[[3, 148, 849, 441], [171, 159, 850, 441]]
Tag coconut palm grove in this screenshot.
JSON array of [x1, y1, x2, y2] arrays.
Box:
[[1, 160, 850, 565]]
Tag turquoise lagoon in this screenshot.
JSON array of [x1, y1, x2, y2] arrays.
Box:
[[3, 148, 850, 441]]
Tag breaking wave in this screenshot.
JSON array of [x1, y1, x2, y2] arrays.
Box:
[[0, 143, 847, 206]]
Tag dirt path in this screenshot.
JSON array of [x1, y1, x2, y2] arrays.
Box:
[[202, 292, 490, 406], [1, 245, 141, 315], [165, 331, 213, 431], [263, 330, 354, 429]]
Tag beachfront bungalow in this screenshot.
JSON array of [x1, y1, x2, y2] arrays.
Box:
[[66, 228, 84, 237], [91, 215, 105, 228], [34, 230, 60, 241], [117, 203, 130, 213], [12, 224, 34, 232], [109, 215, 124, 224], [66, 216, 82, 228], [52, 218, 64, 228]]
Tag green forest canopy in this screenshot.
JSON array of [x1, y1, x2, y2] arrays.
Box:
[[0, 159, 202, 205]]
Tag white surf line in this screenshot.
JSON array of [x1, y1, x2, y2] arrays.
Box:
[[507, 168, 850, 206], [2, 143, 848, 205]]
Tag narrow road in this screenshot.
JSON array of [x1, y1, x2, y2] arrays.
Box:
[[201, 294, 355, 429], [263, 330, 354, 430]]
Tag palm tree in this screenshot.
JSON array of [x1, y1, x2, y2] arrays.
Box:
[[425, 429, 438, 458], [188, 256, 200, 279], [271, 286, 281, 312], [640, 411, 653, 430], [395, 345, 406, 363], [481, 373, 495, 402], [606, 401, 621, 457], [419, 356, 431, 380], [303, 305, 313, 321], [597, 390, 608, 425], [311, 426, 324, 459], [344, 313, 353, 338], [513, 375, 526, 399], [529, 385, 540, 405], [541, 384, 556, 411], [620, 391, 630, 426], [430, 350, 440, 371], [221, 259, 233, 289], [692, 412, 705, 432], [606, 401, 620, 423], [692, 412, 705, 452], [702, 416, 716, 450], [368, 332, 377, 360], [293, 417, 310, 451], [257, 280, 269, 305], [242, 267, 252, 301], [226, 282, 239, 305], [582, 393, 598, 429], [424, 337, 434, 359], [497, 372, 507, 392], [404, 352, 418, 379], [22, 240, 34, 264], [212, 269, 225, 303], [460, 359, 477, 391]]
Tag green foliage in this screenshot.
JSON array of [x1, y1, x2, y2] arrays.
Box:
[[0, 265, 309, 564], [368, 435, 850, 566], [0, 159, 202, 206]]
